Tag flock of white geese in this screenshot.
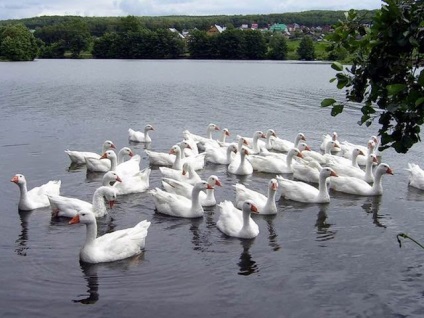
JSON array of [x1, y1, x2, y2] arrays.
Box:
[[10, 123, 424, 264]]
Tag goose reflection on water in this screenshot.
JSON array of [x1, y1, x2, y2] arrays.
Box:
[[315, 204, 337, 243], [15, 210, 33, 256], [361, 195, 386, 228], [74, 255, 144, 305], [263, 215, 281, 252], [238, 239, 259, 276]]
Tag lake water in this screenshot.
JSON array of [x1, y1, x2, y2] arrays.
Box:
[[1, 59, 424, 317]]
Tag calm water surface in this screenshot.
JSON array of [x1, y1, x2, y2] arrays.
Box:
[[1, 59, 424, 317]]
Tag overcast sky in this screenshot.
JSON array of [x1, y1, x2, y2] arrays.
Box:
[[0, 0, 383, 21]]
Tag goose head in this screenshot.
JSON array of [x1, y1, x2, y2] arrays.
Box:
[[169, 145, 181, 155], [242, 200, 259, 214], [102, 171, 122, 186], [101, 150, 117, 160], [103, 140, 116, 151], [144, 124, 154, 132], [69, 210, 96, 225], [10, 174, 26, 185], [208, 123, 220, 132], [207, 175, 222, 188]]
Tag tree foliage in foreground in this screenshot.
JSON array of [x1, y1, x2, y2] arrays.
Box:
[[322, 0, 424, 153], [0, 24, 38, 61]]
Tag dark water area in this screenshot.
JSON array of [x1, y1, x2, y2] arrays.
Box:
[[1, 59, 424, 317]]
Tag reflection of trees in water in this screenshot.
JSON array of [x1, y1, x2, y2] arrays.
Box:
[[238, 239, 259, 276], [73, 254, 144, 305], [15, 210, 33, 256], [361, 195, 386, 228], [315, 204, 337, 242]]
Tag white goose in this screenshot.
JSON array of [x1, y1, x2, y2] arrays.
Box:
[[216, 128, 231, 147], [128, 124, 154, 143], [159, 162, 202, 185], [329, 153, 378, 182], [292, 159, 323, 184], [113, 168, 151, 195], [216, 200, 259, 239], [162, 175, 222, 206], [102, 171, 123, 187], [10, 174, 61, 211], [340, 135, 378, 159], [320, 132, 340, 152], [248, 148, 303, 174], [183, 123, 220, 151], [406, 163, 424, 190], [69, 211, 150, 264], [234, 178, 278, 215], [238, 131, 266, 154], [228, 147, 253, 176], [85, 147, 134, 173], [65, 140, 116, 165], [329, 163, 393, 196], [276, 167, 338, 203], [144, 141, 191, 167], [48, 186, 117, 218], [100, 149, 141, 177], [205, 143, 238, 165], [149, 181, 212, 218], [267, 132, 306, 153]]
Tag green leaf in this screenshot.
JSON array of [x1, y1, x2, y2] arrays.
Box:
[[321, 98, 336, 107], [418, 70, 424, 86], [337, 78, 348, 89], [416, 97, 424, 107], [329, 77, 336, 83], [386, 84, 406, 95], [331, 104, 344, 116], [331, 61, 344, 71]]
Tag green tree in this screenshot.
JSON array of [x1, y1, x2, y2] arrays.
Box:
[[321, 0, 424, 153], [0, 24, 38, 61], [267, 33, 288, 60], [296, 36, 315, 60], [243, 30, 266, 59], [217, 29, 245, 59], [187, 29, 215, 59]]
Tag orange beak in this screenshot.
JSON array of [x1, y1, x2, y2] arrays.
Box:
[[111, 144, 116, 149], [129, 151, 134, 157], [250, 204, 259, 214], [215, 126, 220, 131], [330, 171, 338, 177], [272, 183, 278, 191], [109, 200, 116, 208], [100, 153, 107, 159], [301, 135, 306, 141], [11, 176, 19, 183], [69, 214, 80, 224], [116, 176, 122, 183], [215, 180, 222, 187], [304, 145, 311, 151], [206, 184, 214, 190], [296, 152, 304, 158], [225, 131, 230, 136], [169, 148, 176, 155], [359, 150, 365, 156], [386, 167, 394, 175]]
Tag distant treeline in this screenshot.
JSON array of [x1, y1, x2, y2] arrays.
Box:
[[0, 10, 376, 36]]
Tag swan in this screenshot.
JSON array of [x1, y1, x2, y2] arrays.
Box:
[[128, 124, 154, 143], [406, 163, 424, 190], [100, 150, 141, 177], [149, 181, 212, 218], [65, 140, 115, 165], [161, 175, 222, 206], [329, 153, 378, 182], [48, 186, 117, 218], [159, 162, 202, 185], [276, 167, 338, 203], [69, 211, 151, 263], [10, 174, 61, 211], [234, 178, 278, 214], [248, 148, 303, 174], [267, 132, 306, 153], [228, 147, 253, 176], [205, 143, 238, 165], [216, 200, 259, 239], [85, 147, 134, 173], [328, 163, 393, 196]]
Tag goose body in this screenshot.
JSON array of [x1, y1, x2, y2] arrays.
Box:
[[216, 200, 259, 239], [65, 140, 115, 165], [205, 143, 237, 165], [69, 211, 150, 263], [162, 175, 222, 206], [406, 163, 424, 190], [183, 123, 220, 151], [149, 181, 211, 218], [11, 174, 61, 211], [234, 178, 278, 214], [329, 163, 393, 196], [85, 147, 134, 173], [128, 124, 154, 143], [276, 167, 337, 203], [48, 186, 117, 218], [267, 132, 306, 153], [159, 162, 202, 185], [100, 150, 140, 177], [248, 148, 303, 174], [228, 147, 253, 175]]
